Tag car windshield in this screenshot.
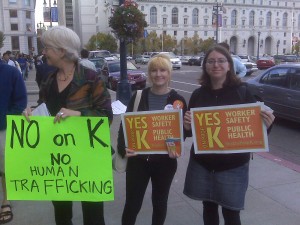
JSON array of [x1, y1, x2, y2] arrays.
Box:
[[93, 51, 111, 58], [108, 61, 137, 72], [90, 59, 104, 68]]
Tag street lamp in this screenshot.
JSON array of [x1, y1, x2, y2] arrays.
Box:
[[43, 0, 57, 28], [257, 31, 261, 61], [212, 3, 223, 44], [276, 40, 280, 55], [116, 0, 132, 105]]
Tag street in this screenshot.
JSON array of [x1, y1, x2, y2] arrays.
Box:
[[135, 63, 300, 166]]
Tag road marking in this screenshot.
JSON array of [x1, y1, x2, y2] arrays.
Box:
[[172, 88, 193, 94], [171, 80, 201, 87]]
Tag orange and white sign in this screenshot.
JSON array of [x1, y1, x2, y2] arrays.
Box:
[[191, 102, 269, 154], [121, 110, 184, 154]]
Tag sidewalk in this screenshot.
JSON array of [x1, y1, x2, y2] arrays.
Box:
[[2, 69, 300, 225]]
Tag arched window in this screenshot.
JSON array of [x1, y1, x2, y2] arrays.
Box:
[[150, 7, 157, 25], [172, 7, 178, 25], [249, 11, 255, 27], [231, 10, 237, 26], [282, 12, 288, 27], [192, 8, 199, 25], [266, 12, 272, 27]]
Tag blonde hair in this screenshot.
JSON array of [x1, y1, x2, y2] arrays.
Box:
[[147, 53, 172, 76], [41, 26, 81, 62]]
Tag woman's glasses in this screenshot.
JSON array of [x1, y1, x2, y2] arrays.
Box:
[[206, 58, 228, 65]]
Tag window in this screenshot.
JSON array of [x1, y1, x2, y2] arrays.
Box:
[[163, 7, 166, 12], [204, 31, 208, 36], [163, 18, 167, 25], [28, 36, 33, 51], [249, 11, 255, 27], [24, 0, 30, 6], [243, 10, 245, 15], [276, 21, 279, 26], [184, 18, 188, 25], [289, 74, 300, 91], [184, 31, 187, 36], [26, 11, 31, 19], [11, 36, 19, 50], [194, 31, 198, 36], [192, 8, 199, 25], [9, 10, 17, 18], [172, 8, 178, 25], [282, 13, 288, 27], [224, 19, 227, 26], [283, 40, 286, 45], [269, 1, 271, 5], [298, 15, 300, 29], [150, 7, 157, 25], [174, 30, 177, 36], [141, 6, 144, 11], [284, 32, 286, 37], [204, 19, 208, 25], [261, 68, 288, 88], [266, 12, 272, 27], [11, 24, 18, 31], [9, 0, 17, 3], [231, 10, 237, 26], [184, 8, 187, 13], [205, 8, 207, 13], [242, 20, 245, 26], [26, 24, 32, 31]]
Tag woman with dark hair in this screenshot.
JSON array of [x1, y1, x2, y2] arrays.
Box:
[[183, 45, 275, 225]]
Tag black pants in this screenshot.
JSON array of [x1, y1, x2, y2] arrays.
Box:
[[203, 201, 241, 225], [122, 156, 177, 225], [52, 201, 105, 225]]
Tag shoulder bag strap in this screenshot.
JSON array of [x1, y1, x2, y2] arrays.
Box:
[[133, 90, 142, 112]]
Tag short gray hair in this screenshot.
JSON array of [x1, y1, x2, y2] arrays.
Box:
[[41, 26, 81, 62]]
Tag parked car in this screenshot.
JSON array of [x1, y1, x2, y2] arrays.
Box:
[[256, 56, 275, 70], [188, 56, 204, 66], [89, 50, 115, 61], [100, 60, 147, 91], [246, 64, 300, 123], [150, 52, 182, 69], [274, 55, 298, 64], [233, 55, 258, 75], [180, 56, 192, 65], [135, 55, 150, 64], [89, 57, 106, 76]]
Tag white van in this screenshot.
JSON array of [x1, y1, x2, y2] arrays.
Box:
[[88, 50, 115, 61], [151, 52, 182, 69]]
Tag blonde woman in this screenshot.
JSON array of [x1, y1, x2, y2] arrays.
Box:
[[117, 54, 187, 225]]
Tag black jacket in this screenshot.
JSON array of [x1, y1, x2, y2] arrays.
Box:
[[117, 87, 187, 161], [186, 84, 257, 171]]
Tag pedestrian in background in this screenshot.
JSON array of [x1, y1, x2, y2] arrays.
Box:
[[218, 42, 247, 78], [0, 63, 27, 224], [183, 45, 274, 225], [23, 26, 112, 225], [79, 48, 97, 71], [117, 54, 187, 225]]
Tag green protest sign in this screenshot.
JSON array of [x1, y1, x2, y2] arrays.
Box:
[[5, 116, 114, 202]]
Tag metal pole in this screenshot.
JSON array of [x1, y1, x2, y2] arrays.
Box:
[[216, 3, 219, 44], [116, 0, 132, 105], [257, 31, 261, 61], [49, 0, 52, 27]]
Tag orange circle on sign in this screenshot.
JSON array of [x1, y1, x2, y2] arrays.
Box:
[[173, 100, 184, 109]]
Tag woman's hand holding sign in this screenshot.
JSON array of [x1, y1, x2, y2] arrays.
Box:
[[183, 111, 192, 131], [125, 148, 137, 157]]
